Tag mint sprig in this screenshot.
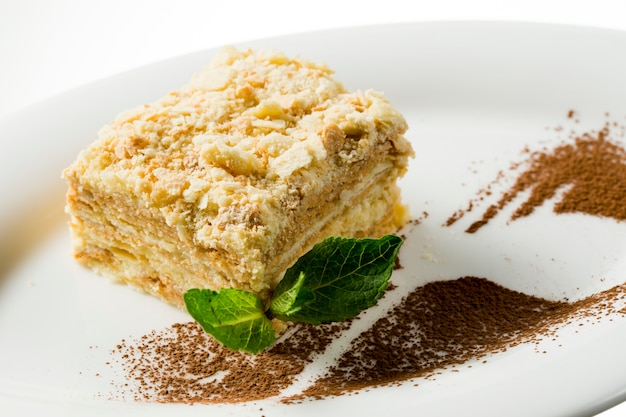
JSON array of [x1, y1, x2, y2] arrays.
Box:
[[184, 235, 403, 354]]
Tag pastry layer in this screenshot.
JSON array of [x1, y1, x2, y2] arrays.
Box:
[[63, 47, 413, 306], [67, 177, 406, 307]]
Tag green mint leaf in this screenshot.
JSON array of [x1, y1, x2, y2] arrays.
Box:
[[183, 288, 275, 354], [266, 271, 315, 317], [268, 235, 403, 325]]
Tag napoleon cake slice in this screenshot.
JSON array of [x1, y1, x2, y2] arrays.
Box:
[[62, 47, 413, 308]]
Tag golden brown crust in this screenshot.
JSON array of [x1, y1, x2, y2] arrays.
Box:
[[63, 47, 413, 306]]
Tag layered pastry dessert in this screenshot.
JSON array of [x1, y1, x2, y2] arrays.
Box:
[[63, 47, 413, 308]]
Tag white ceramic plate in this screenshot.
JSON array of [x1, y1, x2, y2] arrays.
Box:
[[2, 22, 626, 417]]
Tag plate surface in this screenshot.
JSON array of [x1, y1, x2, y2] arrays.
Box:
[[2, 21, 626, 417]]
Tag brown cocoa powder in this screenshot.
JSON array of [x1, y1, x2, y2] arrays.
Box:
[[107, 277, 626, 404], [292, 277, 626, 401], [108, 320, 351, 403], [447, 119, 626, 233]]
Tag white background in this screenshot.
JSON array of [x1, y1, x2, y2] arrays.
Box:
[[2, 1, 626, 415]]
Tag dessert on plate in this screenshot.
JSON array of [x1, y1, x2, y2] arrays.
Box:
[[62, 47, 413, 308]]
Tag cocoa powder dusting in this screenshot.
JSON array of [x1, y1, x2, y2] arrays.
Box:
[[107, 277, 626, 405], [446, 121, 626, 233], [108, 321, 350, 403], [294, 277, 626, 400]]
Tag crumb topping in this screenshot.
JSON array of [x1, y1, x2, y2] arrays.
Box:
[[64, 47, 411, 258]]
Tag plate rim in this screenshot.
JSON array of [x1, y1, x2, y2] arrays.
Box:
[[2, 20, 626, 417]]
